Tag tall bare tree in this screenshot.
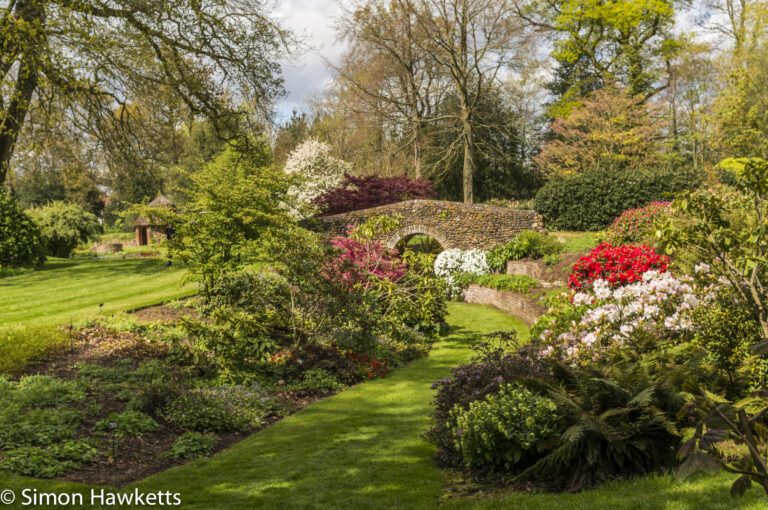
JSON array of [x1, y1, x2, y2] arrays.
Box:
[[335, 0, 444, 178], [406, 0, 532, 203]]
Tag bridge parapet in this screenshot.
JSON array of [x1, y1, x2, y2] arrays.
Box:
[[310, 200, 544, 251]]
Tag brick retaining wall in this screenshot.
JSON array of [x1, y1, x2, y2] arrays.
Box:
[[462, 284, 547, 327]]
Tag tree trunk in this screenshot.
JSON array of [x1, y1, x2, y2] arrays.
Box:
[[461, 111, 474, 204], [0, 0, 45, 184]]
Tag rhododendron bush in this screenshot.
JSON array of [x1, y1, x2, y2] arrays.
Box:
[[535, 271, 719, 364], [605, 202, 670, 245], [568, 243, 669, 289]]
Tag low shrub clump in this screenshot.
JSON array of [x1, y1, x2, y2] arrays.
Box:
[[604, 202, 670, 246], [486, 231, 563, 272], [166, 432, 218, 460], [162, 385, 273, 433], [0, 325, 70, 375], [448, 384, 559, 472], [452, 273, 539, 294]]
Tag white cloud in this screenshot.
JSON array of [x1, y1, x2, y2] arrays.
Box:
[[273, 0, 347, 120]]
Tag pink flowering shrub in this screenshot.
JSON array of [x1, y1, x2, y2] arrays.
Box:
[[605, 202, 670, 245], [323, 231, 407, 289], [568, 243, 669, 289]]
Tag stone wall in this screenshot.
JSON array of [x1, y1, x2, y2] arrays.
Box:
[[311, 199, 544, 251], [462, 284, 546, 326]]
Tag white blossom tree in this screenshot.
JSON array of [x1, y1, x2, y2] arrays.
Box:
[[284, 139, 352, 217]]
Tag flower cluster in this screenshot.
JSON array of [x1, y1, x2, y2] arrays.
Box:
[[605, 202, 670, 245], [323, 233, 407, 290], [345, 351, 389, 379], [284, 139, 351, 218], [568, 243, 668, 289], [269, 350, 293, 365], [539, 270, 719, 363], [434, 249, 490, 298]]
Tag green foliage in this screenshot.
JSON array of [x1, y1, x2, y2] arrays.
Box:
[[534, 168, 702, 231], [0, 325, 69, 375], [0, 189, 45, 267], [658, 159, 768, 338], [288, 368, 344, 393], [27, 201, 101, 258], [486, 231, 563, 272], [676, 380, 768, 498], [149, 144, 294, 298], [448, 384, 559, 472], [453, 273, 539, 294], [0, 440, 97, 478], [4, 375, 86, 408], [166, 432, 218, 460], [162, 386, 270, 433], [95, 410, 159, 437], [692, 292, 761, 390], [0, 405, 81, 448]]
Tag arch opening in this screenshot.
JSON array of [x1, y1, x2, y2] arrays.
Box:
[[395, 233, 444, 255]]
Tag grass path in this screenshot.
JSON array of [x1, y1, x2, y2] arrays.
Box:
[[0, 303, 764, 508], [0, 258, 192, 327]]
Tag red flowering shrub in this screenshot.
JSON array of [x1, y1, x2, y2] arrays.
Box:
[[345, 351, 390, 379], [568, 243, 669, 288], [313, 174, 436, 215], [323, 232, 407, 289], [605, 202, 670, 245]]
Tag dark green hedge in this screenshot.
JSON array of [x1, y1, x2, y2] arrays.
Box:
[[0, 190, 46, 267], [533, 169, 702, 231]]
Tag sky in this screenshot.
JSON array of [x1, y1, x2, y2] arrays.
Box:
[[271, 1, 717, 122], [273, 0, 346, 121]]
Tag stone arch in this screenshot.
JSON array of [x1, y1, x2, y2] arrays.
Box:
[[384, 224, 451, 251]]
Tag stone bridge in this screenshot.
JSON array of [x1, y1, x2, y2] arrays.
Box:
[[311, 199, 544, 250]]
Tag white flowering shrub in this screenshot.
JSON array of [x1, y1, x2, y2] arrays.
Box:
[[535, 270, 722, 363], [284, 139, 351, 217], [434, 249, 490, 298]]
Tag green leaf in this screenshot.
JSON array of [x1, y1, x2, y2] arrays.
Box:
[[675, 452, 722, 481]]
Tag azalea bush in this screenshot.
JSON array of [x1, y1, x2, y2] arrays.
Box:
[[434, 249, 490, 298], [313, 174, 436, 215], [568, 243, 669, 289], [323, 231, 407, 289], [605, 202, 670, 246]]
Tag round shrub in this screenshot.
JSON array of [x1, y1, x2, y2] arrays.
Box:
[[448, 384, 559, 472], [533, 168, 701, 231], [434, 249, 490, 298], [568, 243, 669, 288], [27, 201, 101, 258], [0, 189, 45, 267], [604, 202, 670, 246]]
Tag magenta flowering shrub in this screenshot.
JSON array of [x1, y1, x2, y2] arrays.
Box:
[[323, 232, 407, 289], [604, 202, 670, 245]]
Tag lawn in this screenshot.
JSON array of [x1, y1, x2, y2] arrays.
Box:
[[0, 303, 763, 509], [0, 258, 192, 327]]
